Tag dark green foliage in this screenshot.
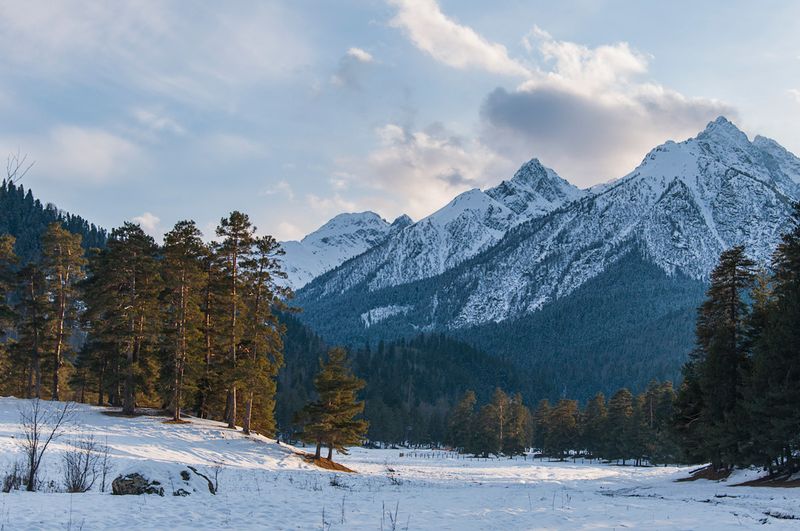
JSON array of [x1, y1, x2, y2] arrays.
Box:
[[277, 317, 525, 445], [296, 251, 707, 403], [298, 347, 368, 460], [0, 180, 105, 264], [674, 246, 755, 471]]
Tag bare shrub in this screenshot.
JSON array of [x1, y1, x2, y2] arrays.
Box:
[[62, 435, 110, 493], [18, 399, 74, 492], [2, 461, 23, 492]]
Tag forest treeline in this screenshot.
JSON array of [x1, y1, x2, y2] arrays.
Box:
[[672, 203, 800, 476], [0, 202, 291, 435], [446, 381, 678, 464]]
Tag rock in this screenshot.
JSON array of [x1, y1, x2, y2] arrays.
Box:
[[180, 470, 191, 481], [173, 488, 191, 497], [111, 473, 164, 496]]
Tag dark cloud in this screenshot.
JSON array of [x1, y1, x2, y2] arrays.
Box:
[[480, 86, 737, 186]]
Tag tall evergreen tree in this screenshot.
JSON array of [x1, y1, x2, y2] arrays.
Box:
[[545, 399, 579, 460], [677, 246, 755, 470], [160, 221, 206, 421], [582, 392, 607, 459], [747, 203, 800, 473], [447, 390, 476, 452], [41, 222, 86, 400], [606, 388, 634, 464], [13, 264, 49, 398], [84, 223, 161, 415], [240, 235, 290, 435], [532, 399, 552, 451], [503, 392, 531, 456], [214, 212, 256, 429]]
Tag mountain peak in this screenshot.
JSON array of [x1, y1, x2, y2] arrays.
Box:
[[390, 214, 413, 229], [698, 115, 748, 143]]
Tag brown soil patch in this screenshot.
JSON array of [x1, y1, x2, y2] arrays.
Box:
[[162, 419, 192, 425], [735, 471, 800, 488], [677, 465, 733, 482], [296, 451, 356, 473]]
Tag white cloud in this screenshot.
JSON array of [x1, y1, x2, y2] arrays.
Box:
[[789, 89, 800, 104], [261, 180, 295, 200], [276, 221, 305, 241], [479, 27, 734, 185], [0, 125, 143, 185], [337, 122, 510, 220], [388, 0, 529, 77], [132, 108, 185, 136], [385, 3, 736, 186], [132, 211, 160, 235], [347, 47, 374, 63], [307, 193, 357, 215], [0, 2, 312, 107]]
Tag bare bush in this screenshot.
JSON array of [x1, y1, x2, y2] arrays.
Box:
[[18, 399, 74, 492], [62, 435, 110, 493], [2, 461, 23, 493]]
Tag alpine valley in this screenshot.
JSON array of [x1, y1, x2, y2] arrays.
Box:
[[289, 117, 800, 400]]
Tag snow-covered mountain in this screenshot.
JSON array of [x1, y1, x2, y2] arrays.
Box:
[[296, 117, 800, 334], [280, 211, 410, 289], [446, 117, 800, 327], [308, 158, 583, 295]]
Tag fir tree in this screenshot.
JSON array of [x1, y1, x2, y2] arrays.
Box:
[[582, 392, 607, 459], [532, 399, 552, 452], [300, 347, 367, 461], [747, 203, 800, 474], [447, 390, 476, 452], [503, 393, 531, 456], [12, 264, 49, 398], [606, 388, 634, 464], [545, 399, 579, 460]]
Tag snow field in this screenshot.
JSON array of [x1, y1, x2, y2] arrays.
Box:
[[0, 398, 798, 530]]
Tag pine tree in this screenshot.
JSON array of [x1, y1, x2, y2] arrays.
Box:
[[607, 388, 634, 464], [84, 223, 161, 415], [545, 399, 579, 460], [41, 222, 86, 400], [160, 221, 206, 421], [240, 235, 290, 435], [0, 234, 15, 337], [214, 212, 256, 429], [299, 347, 368, 461], [747, 203, 800, 474], [503, 393, 531, 456], [582, 392, 607, 459], [678, 246, 755, 470], [12, 264, 49, 398], [532, 399, 551, 452], [447, 390, 476, 451]]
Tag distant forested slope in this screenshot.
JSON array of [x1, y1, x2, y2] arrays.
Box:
[[0, 180, 106, 263]]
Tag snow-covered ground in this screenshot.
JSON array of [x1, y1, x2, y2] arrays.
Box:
[[1, 397, 798, 530]]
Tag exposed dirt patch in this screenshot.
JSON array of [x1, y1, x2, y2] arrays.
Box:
[[677, 465, 732, 482], [163, 419, 192, 425], [296, 452, 356, 473], [735, 471, 800, 488]]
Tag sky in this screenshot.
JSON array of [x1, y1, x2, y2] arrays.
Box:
[[0, 0, 798, 242]]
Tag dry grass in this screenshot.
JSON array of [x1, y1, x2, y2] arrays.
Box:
[[295, 451, 356, 473], [677, 465, 732, 482], [162, 419, 192, 425]]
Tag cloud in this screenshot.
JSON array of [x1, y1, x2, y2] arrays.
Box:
[[336, 122, 510, 219], [347, 47, 374, 63], [0, 125, 144, 185], [387, 0, 529, 77], [261, 179, 295, 200], [205, 133, 269, 159], [331, 47, 377, 89], [479, 27, 736, 185], [132, 108, 185, 136], [276, 221, 305, 241], [0, 2, 312, 107], [789, 89, 800, 104], [131, 211, 160, 235], [307, 193, 357, 215]]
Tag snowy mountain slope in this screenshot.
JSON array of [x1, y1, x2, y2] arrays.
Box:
[[305, 159, 584, 297], [280, 211, 407, 289], [297, 117, 800, 335]]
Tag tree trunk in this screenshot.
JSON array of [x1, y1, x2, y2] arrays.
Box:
[[52, 285, 66, 401], [227, 247, 238, 429], [314, 442, 321, 459], [327, 446, 333, 460], [226, 389, 236, 429], [243, 392, 254, 435]]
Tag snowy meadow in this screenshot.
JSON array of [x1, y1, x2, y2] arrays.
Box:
[[0, 398, 797, 530]]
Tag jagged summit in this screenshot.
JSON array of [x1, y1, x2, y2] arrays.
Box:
[[391, 214, 413, 229]]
